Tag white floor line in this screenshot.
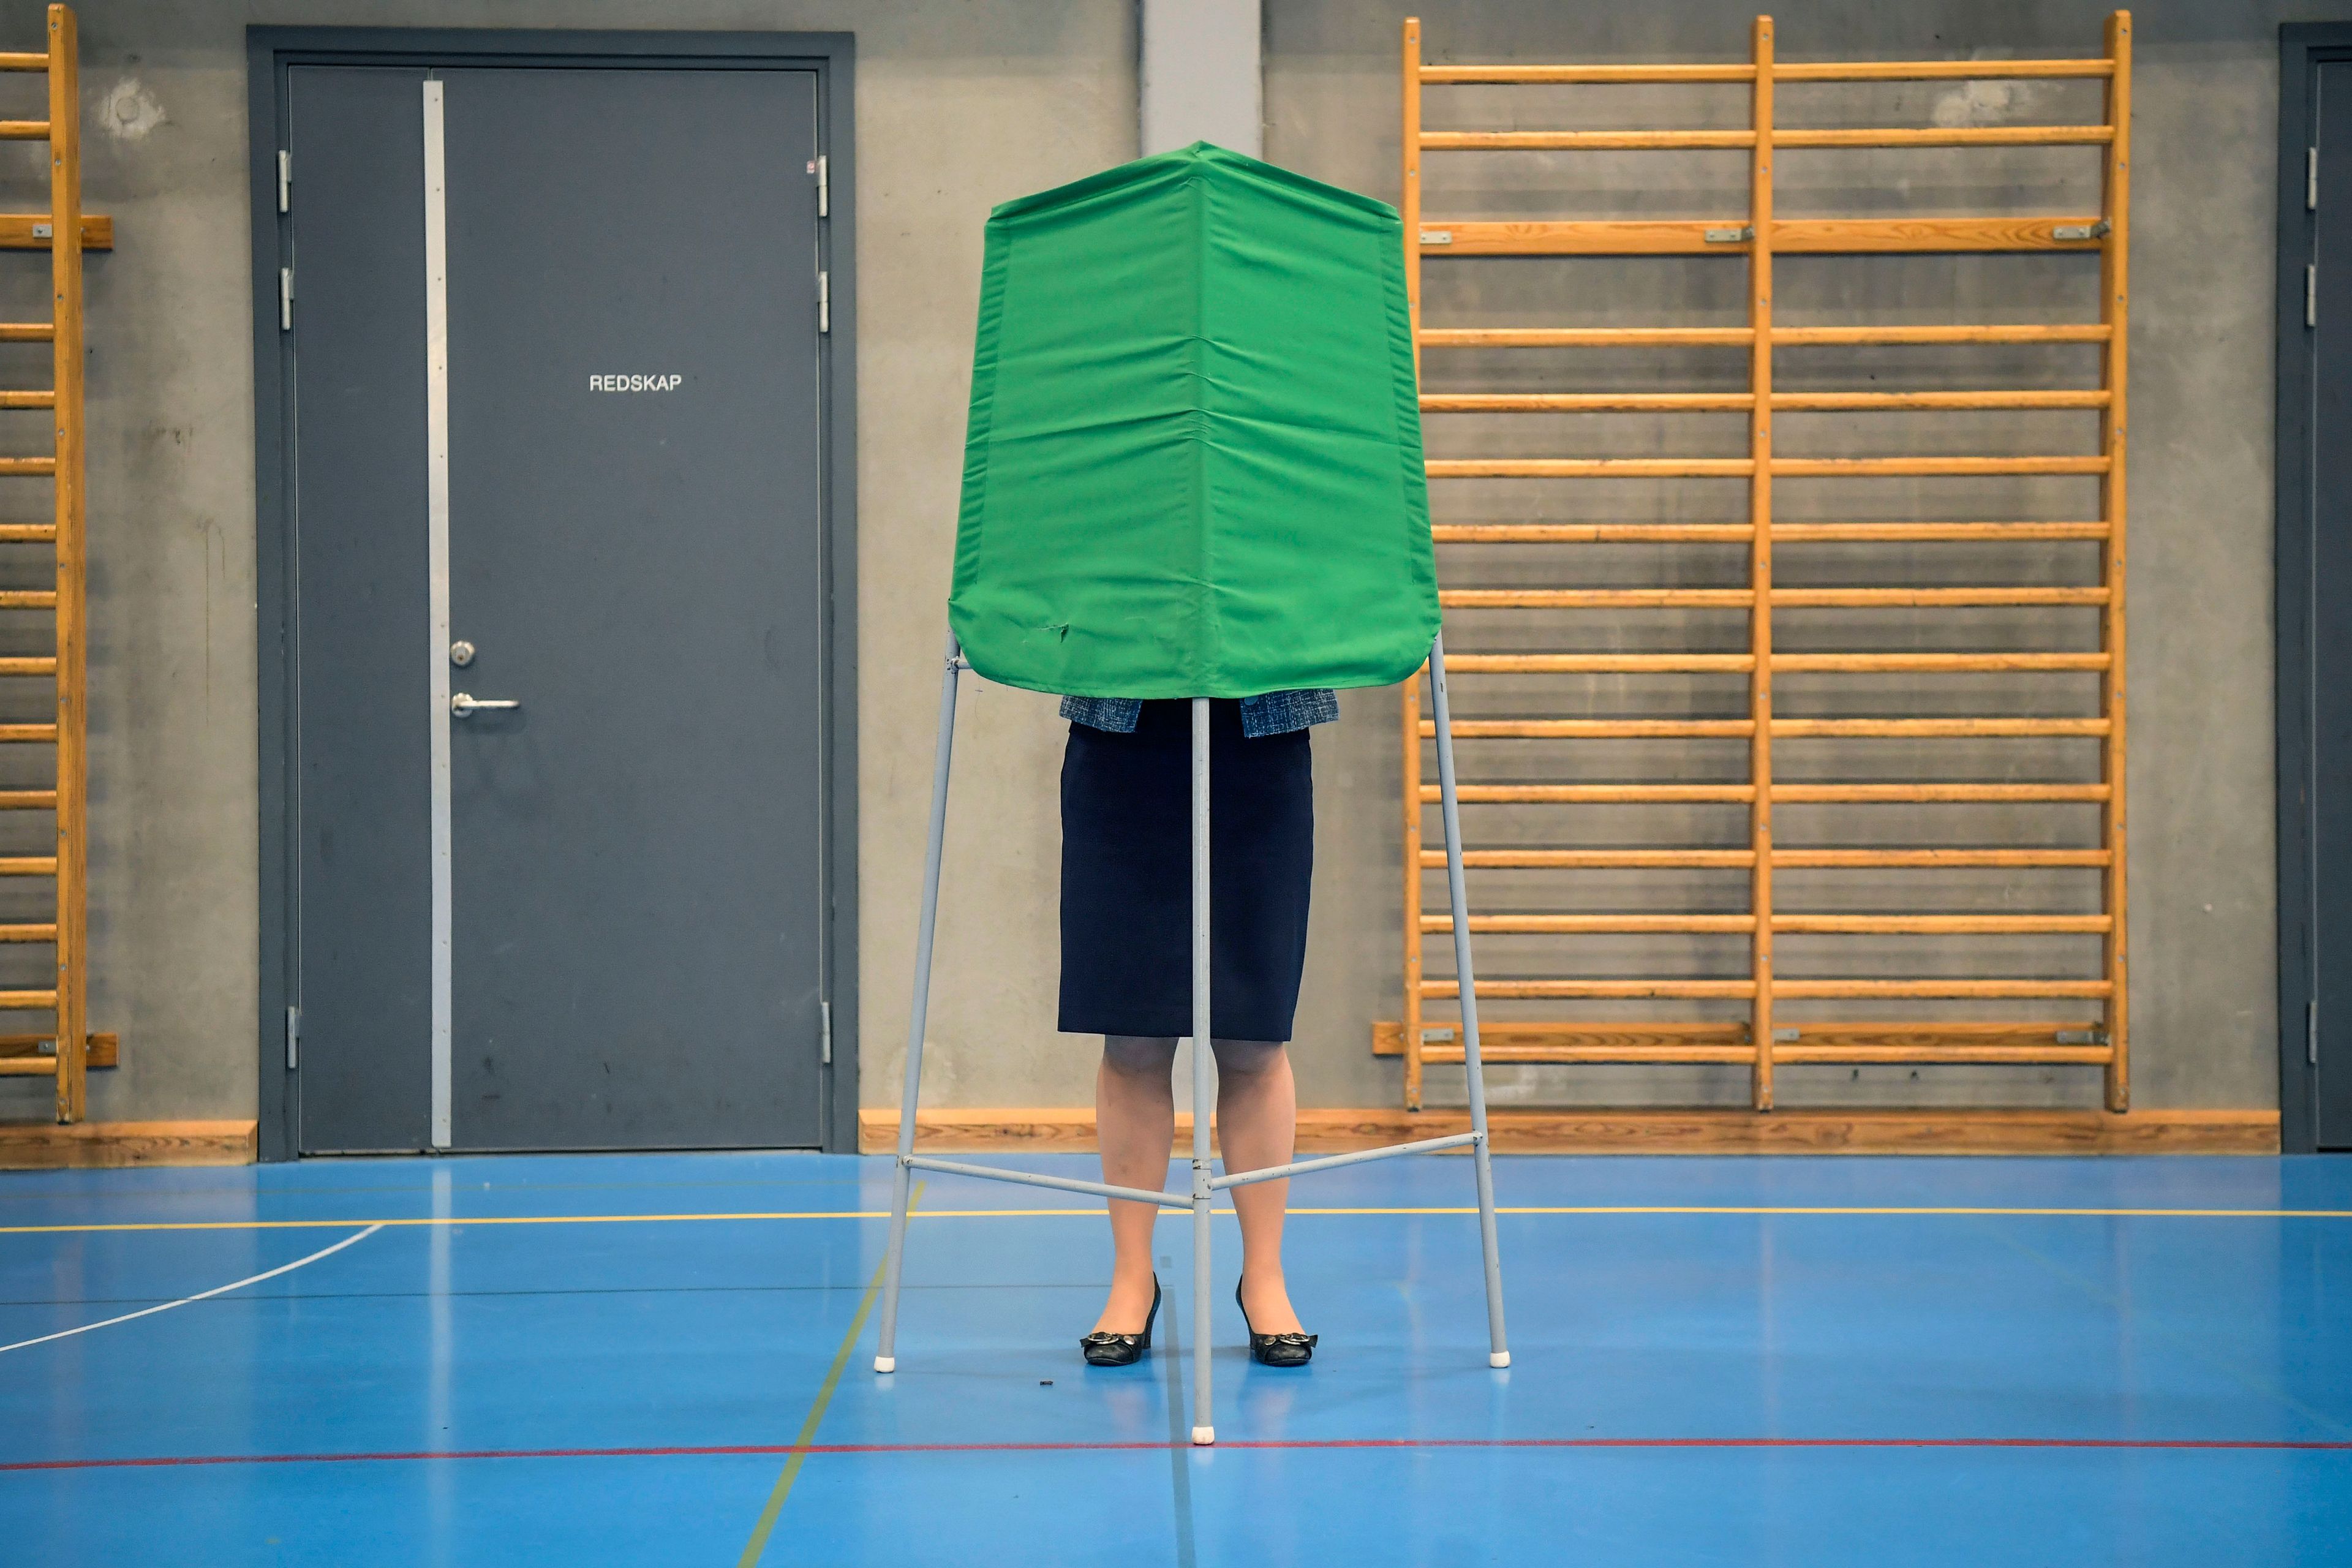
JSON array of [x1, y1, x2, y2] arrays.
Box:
[[0, 1224, 383, 1355]]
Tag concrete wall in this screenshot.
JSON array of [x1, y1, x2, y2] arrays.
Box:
[[0, 0, 1137, 1127], [0, 0, 2292, 1129]]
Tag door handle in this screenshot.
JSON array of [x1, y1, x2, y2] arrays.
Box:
[[451, 692, 521, 717]]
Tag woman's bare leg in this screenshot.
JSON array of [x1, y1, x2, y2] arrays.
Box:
[[1212, 1038, 1303, 1335], [1093, 1035, 1177, 1334]]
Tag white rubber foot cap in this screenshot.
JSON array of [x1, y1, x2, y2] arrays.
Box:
[[873, 1355, 896, 1374], [1489, 1351, 1511, 1368], [1191, 1425, 1216, 1447]]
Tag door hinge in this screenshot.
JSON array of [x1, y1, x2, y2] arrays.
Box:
[[2309, 265, 2319, 329], [2310, 147, 2320, 211], [285, 1005, 301, 1071], [2310, 1000, 2320, 1068], [277, 149, 292, 214], [818, 270, 829, 334], [816, 154, 829, 218], [279, 266, 294, 331], [820, 1000, 833, 1065]]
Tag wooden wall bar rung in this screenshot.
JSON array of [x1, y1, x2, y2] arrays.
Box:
[[1396, 13, 2130, 1114], [1419, 217, 2108, 255], [1774, 521, 2108, 541], [1423, 130, 1759, 150], [0, 212, 108, 249], [1771, 717, 2109, 737], [1773, 390, 2109, 410], [1776, 979, 2115, 999], [1776, 324, 2110, 345], [1773, 914, 2113, 934], [1424, 392, 1756, 411], [1427, 456, 2111, 478], [1771, 652, 2109, 673], [1771, 587, 2109, 607], [1421, 718, 1757, 737], [1772, 58, 2113, 81], [1443, 652, 1758, 673], [1420, 325, 2112, 347], [1771, 783, 2109, 803], [1771, 455, 2110, 476], [1434, 523, 1757, 543], [1422, 63, 1758, 84], [1425, 783, 1760, 803], [1421, 126, 2114, 152], [1777, 126, 2113, 148], [1442, 589, 1756, 608], [1427, 913, 1760, 933], [1421, 326, 1756, 347], [1425, 979, 1762, 999], [1779, 1043, 2113, 1065], [1420, 849, 1760, 867], [1774, 849, 2110, 867], [1428, 457, 1756, 477]]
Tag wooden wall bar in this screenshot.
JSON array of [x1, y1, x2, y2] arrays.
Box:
[[1392, 13, 2133, 1115]]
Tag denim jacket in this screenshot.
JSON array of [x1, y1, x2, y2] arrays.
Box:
[[1060, 689, 1340, 737]]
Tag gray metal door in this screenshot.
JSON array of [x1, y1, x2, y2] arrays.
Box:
[[2316, 62, 2352, 1150], [287, 63, 829, 1153]]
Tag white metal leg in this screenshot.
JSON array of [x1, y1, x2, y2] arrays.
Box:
[[873, 631, 964, 1374], [1189, 696, 1216, 1446], [1429, 630, 1511, 1366]]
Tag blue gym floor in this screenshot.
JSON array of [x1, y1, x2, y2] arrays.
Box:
[[2, 1150, 2348, 1566]]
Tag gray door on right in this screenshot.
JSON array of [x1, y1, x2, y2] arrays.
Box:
[[284, 61, 833, 1154], [2315, 61, 2352, 1150]]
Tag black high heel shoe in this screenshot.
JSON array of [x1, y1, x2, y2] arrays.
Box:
[[1080, 1275, 1161, 1367], [1235, 1278, 1317, 1367]]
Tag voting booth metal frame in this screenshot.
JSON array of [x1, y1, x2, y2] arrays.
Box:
[[875, 630, 1509, 1446], [1391, 13, 2135, 1115]]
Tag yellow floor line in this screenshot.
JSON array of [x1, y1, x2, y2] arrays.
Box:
[[5, 1203, 2350, 1237], [734, 1182, 917, 1566]]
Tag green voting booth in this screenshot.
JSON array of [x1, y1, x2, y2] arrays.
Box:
[[874, 144, 1508, 1444]]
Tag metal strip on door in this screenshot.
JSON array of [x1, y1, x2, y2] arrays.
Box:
[[423, 78, 453, 1148]]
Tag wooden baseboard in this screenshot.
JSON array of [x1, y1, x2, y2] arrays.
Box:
[[860, 1106, 2279, 1156], [0, 1118, 257, 1170]]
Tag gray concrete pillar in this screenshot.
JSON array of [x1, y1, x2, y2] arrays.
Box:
[[1139, 0, 1262, 158]]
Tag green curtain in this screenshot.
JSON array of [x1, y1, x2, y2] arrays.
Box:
[[949, 141, 1438, 699]]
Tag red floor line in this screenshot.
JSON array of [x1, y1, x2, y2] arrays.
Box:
[[6, 1435, 2351, 1472]]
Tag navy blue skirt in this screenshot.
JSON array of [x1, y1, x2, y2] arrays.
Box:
[[1058, 699, 1313, 1042]]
